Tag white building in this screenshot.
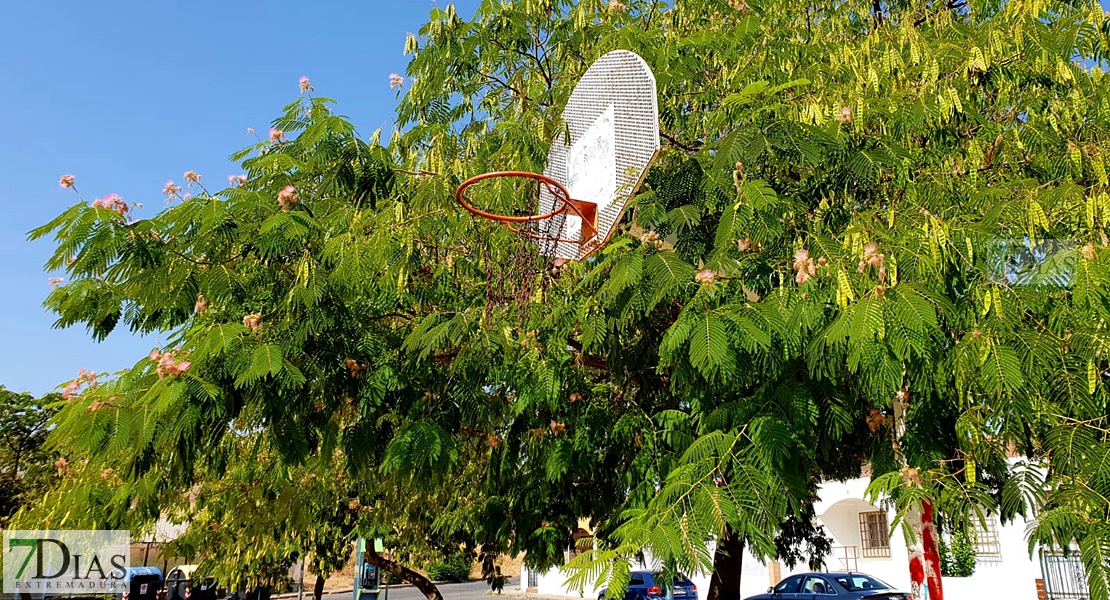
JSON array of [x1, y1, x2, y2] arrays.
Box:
[[520, 473, 1050, 600]]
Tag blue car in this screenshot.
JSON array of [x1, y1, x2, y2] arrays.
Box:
[[743, 572, 909, 600], [598, 571, 698, 600]]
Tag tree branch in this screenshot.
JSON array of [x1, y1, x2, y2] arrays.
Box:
[[872, 0, 885, 26], [566, 337, 608, 370], [480, 71, 534, 105], [661, 131, 702, 152], [365, 544, 443, 600]]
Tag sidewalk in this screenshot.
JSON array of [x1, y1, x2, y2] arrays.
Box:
[[272, 581, 504, 600], [498, 590, 583, 600]]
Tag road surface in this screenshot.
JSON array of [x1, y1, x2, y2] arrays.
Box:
[[309, 578, 521, 600]]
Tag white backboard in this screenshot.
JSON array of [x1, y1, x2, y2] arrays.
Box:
[[536, 50, 660, 260]]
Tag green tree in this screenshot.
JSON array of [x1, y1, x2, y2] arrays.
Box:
[[396, 1, 1110, 599], [24, 1, 1110, 600], [0, 386, 60, 523]]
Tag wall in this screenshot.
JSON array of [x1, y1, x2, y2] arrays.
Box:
[[811, 478, 912, 591], [812, 478, 1043, 600], [522, 475, 1045, 600]]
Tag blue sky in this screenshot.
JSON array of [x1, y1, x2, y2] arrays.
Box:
[[0, 0, 479, 396]]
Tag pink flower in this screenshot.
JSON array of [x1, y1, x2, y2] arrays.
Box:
[[62, 368, 100, 400], [695, 269, 718, 285], [195, 293, 209, 313], [269, 128, 285, 144], [858, 242, 885, 273], [49, 277, 64, 288], [836, 106, 853, 124], [389, 74, 404, 89], [163, 180, 181, 197], [243, 312, 262, 332], [248, 127, 255, 134], [59, 174, 75, 189], [608, 0, 627, 10], [228, 174, 237, 186], [184, 171, 201, 183], [793, 249, 817, 286], [639, 230, 666, 249], [93, 193, 128, 216], [149, 349, 162, 361], [183, 193, 192, 200], [277, 185, 299, 210], [299, 76, 313, 94], [553, 258, 568, 268], [153, 349, 191, 378]]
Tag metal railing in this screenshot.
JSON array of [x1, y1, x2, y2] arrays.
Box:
[[829, 546, 860, 572], [1040, 549, 1089, 600]]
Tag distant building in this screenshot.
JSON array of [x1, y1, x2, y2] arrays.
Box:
[[521, 468, 1060, 600]]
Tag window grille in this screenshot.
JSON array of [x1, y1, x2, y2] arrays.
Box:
[[859, 511, 892, 558], [973, 515, 1002, 559]]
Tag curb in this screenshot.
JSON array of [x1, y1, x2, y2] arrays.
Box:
[[273, 589, 356, 599], [498, 592, 590, 600], [272, 581, 505, 600]]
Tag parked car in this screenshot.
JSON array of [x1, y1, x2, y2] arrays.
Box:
[[743, 572, 909, 600], [597, 571, 697, 600]]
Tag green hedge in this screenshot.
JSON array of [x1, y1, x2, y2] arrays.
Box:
[[426, 553, 472, 583], [939, 531, 977, 578]]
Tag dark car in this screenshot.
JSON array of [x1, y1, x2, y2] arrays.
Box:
[[744, 572, 909, 600], [598, 571, 698, 600]]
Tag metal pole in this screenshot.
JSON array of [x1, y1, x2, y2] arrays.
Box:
[[381, 549, 389, 600], [297, 557, 304, 600], [354, 538, 365, 600]]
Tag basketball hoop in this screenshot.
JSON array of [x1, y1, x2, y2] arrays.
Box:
[[453, 50, 660, 262], [455, 171, 599, 245]]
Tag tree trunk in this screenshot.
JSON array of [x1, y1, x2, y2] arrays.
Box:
[[920, 501, 944, 600], [706, 526, 745, 600], [313, 575, 325, 600], [892, 390, 944, 600], [904, 501, 944, 600], [365, 545, 442, 600]]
